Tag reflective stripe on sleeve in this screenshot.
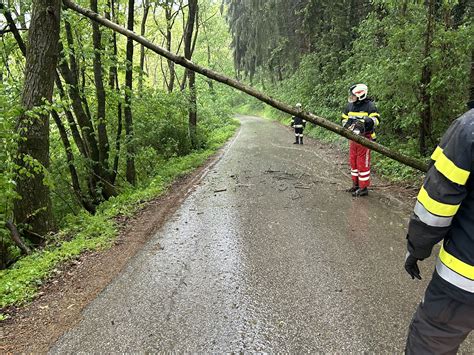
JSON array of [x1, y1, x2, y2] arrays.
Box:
[[433, 148, 470, 185], [369, 113, 380, 126], [417, 186, 460, 217], [413, 201, 453, 227], [431, 146, 443, 161], [342, 114, 349, 119]]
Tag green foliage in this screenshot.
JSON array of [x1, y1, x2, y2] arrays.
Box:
[[0, 211, 115, 308], [0, 120, 238, 309], [231, 0, 472, 181], [0, 82, 22, 268]]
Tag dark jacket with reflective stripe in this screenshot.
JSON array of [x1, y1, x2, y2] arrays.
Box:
[[341, 98, 380, 134], [407, 109, 474, 301], [291, 116, 306, 128]]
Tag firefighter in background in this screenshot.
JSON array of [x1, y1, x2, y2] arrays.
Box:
[[291, 103, 306, 144], [404, 107, 474, 354], [341, 84, 380, 197]]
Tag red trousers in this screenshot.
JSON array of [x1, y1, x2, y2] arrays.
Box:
[[349, 140, 371, 188]]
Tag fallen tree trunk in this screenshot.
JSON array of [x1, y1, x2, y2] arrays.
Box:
[[63, 0, 428, 173]]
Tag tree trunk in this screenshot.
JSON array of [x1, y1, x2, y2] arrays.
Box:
[[183, 0, 198, 148], [63, 0, 430, 173], [165, 6, 176, 93], [419, 0, 435, 156], [0, 3, 27, 56], [14, 0, 61, 243], [54, 73, 88, 157], [124, 0, 136, 185], [105, 0, 123, 184], [90, 0, 111, 183], [51, 110, 96, 213], [138, 0, 150, 95], [112, 76, 123, 185], [57, 52, 99, 166]]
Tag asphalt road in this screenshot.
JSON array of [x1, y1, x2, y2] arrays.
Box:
[[51, 115, 473, 353]]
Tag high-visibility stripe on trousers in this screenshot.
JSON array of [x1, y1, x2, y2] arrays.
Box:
[[436, 245, 474, 293], [349, 140, 371, 188]]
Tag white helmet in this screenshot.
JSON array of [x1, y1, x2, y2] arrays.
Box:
[[349, 84, 368, 101], [295, 103, 302, 108]]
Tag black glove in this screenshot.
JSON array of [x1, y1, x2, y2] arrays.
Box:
[[363, 116, 374, 132], [354, 119, 365, 134], [405, 252, 423, 280]]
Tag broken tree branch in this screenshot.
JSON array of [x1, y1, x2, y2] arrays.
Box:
[[5, 220, 31, 255], [62, 0, 428, 172]]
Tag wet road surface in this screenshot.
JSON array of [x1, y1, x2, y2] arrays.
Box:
[[51, 115, 473, 352]]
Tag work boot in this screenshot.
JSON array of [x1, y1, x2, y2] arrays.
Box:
[[293, 140, 299, 144], [300, 137, 304, 145], [346, 183, 359, 193], [352, 187, 369, 197]]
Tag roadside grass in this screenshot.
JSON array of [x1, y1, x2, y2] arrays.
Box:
[[0, 121, 238, 314]]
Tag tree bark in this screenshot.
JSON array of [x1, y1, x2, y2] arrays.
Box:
[[124, 0, 136, 185], [51, 110, 96, 213], [165, 6, 176, 93], [105, 0, 123, 184], [14, 0, 61, 243], [57, 51, 99, 164], [54, 73, 88, 157], [419, 0, 435, 156], [183, 0, 198, 148], [90, 0, 111, 181], [112, 75, 123, 185], [138, 0, 150, 95], [5, 221, 31, 256], [0, 3, 27, 56], [62, 0, 430, 173]]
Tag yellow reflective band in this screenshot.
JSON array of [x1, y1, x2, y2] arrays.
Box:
[[434, 150, 470, 186], [417, 186, 460, 217], [369, 113, 380, 117], [342, 114, 349, 119], [348, 111, 368, 117], [439, 245, 474, 280], [431, 146, 443, 161]]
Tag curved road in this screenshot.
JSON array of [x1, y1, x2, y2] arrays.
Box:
[[51, 115, 473, 353]]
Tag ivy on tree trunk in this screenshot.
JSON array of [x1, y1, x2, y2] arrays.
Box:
[[14, 0, 61, 243]]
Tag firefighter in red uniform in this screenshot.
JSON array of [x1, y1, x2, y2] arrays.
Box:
[[404, 106, 474, 354], [341, 84, 380, 197]]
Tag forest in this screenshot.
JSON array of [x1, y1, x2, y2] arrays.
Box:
[[0, 0, 473, 310]]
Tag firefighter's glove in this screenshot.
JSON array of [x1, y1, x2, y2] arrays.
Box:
[[356, 119, 365, 130], [405, 252, 422, 280], [363, 116, 374, 132], [351, 120, 365, 135]]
